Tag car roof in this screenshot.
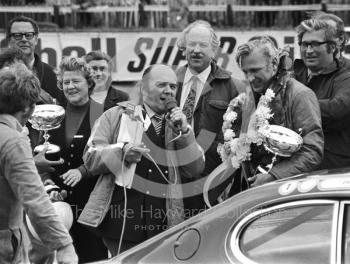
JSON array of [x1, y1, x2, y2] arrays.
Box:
[[105, 168, 350, 264]]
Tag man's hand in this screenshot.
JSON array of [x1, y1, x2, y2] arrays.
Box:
[[123, 143, 150, 164], [248, 173, 275, 187], [43, 179, 66, 201], [167, 107, 189, 133], [34, 147, 63, 173], [56, 243, 78, 264], [60, 169, 82, 187]]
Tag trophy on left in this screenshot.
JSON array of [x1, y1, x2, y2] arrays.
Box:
[[28, 104, 65, 161]]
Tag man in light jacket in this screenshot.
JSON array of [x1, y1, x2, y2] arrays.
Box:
[[0, 63, 78, 264]]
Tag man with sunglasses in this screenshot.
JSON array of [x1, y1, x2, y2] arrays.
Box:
[[293, 18, 350, 169]]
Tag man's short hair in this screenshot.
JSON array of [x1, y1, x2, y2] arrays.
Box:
[[0, 63, 40, 114], [311, 12, 347, 52], [6, 16, 39, 39], [249, 35, 278, 48], [0, 47, 24, 69], [296, 18, 338, 55], [58, 56, 95, 95], [177, 20, 220, 56], [84, 50, 114, 72], [236, 36, 279, 68]]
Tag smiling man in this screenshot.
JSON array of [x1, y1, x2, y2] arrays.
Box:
[[175, 20, 243, 210], [232, 36, 323, 190], [6, 17, 66, 176], [6, 16, 64, 106], [294, 18, 350, 169]]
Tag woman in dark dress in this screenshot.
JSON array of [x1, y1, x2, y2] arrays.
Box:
[[49, 56, 107, 263]]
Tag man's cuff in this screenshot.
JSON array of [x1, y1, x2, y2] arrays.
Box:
[[181, 124, 191, 134], [180, 124, 192, 137]]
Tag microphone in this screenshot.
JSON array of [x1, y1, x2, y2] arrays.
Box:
[[165, 97, 181, 130], [165, 96, 177, 112]]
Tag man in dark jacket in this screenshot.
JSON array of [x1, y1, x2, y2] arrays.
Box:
[[6, 16, 65, 105], [294, 18, 350, 169], [311, 12, 350, 69], [175, 20, 244, 211], [232, 36, 323, 188], [6, 16, 66, 172], [85, 50, 129, 111]]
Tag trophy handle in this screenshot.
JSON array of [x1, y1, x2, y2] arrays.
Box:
[[266, 153, 278, 173]]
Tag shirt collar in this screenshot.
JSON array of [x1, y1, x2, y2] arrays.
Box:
[[184, 64, 212, 85], [0, 114, 24, 132], [27, 56, 35, 70], [143, 103, 163, 119]]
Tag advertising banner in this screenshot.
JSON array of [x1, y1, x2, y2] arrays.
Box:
[[2, 30, 348, 81]]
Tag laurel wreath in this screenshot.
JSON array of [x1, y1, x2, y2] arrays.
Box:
[[217, 88, 275, 169]]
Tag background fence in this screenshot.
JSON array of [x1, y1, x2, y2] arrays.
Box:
[[1, 0, 350, 30]]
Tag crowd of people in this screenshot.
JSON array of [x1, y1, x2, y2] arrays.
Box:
[[2, 0, 349, 30], [0, 10, 350, 264]]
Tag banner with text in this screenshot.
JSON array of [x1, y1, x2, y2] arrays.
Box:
[[2, 30, 346, 81]]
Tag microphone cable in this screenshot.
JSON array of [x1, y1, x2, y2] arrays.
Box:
[[117, 134, 180, 254]]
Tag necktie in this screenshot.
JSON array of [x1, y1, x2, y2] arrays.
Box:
[[152, 114, 163, 136], [182, 76, 198, 124]]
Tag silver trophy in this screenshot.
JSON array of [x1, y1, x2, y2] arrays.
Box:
[[28, 104, 65, 161], [259, 125, 303, 172]]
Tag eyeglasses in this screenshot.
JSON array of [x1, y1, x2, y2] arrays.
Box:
[[10, 32, 36, 41], [299, 41, 328, 50]]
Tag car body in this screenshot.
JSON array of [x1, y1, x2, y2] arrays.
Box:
[[94, 168, 350, 264]]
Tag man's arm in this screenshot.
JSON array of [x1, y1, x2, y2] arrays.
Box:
[[83, 108, 124, 176], [174, 128, 205, 179], [270, 87, 324, 179], [2, 136, 73, 250], [167, 107, 205, 179], [318, 74, 350, 130]]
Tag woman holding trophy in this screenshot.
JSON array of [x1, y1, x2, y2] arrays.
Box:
[[46, 56, 108, 262]]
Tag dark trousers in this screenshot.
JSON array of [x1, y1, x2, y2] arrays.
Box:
[[70, 221, 108, 263]]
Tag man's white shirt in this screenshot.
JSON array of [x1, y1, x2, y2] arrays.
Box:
[[180, 65, 212, 110]]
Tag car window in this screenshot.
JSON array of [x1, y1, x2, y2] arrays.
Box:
[[343, 205, 350, 264], [239, 205, 334, 264]]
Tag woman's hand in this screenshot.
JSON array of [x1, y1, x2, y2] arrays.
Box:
[[60, 169, 82, 187]]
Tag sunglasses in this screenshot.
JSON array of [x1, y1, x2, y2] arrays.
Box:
[[10, 32, 36, 41]]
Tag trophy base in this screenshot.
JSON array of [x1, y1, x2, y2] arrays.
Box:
[[34, 144, 61, 162]]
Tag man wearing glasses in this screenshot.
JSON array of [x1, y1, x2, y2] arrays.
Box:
[[6, 16, 65, 106], [293, 18, 350, 169], [6, 16, 66, 173]]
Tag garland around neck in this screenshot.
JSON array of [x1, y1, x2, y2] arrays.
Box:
[[217, 88, 275, 169]]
